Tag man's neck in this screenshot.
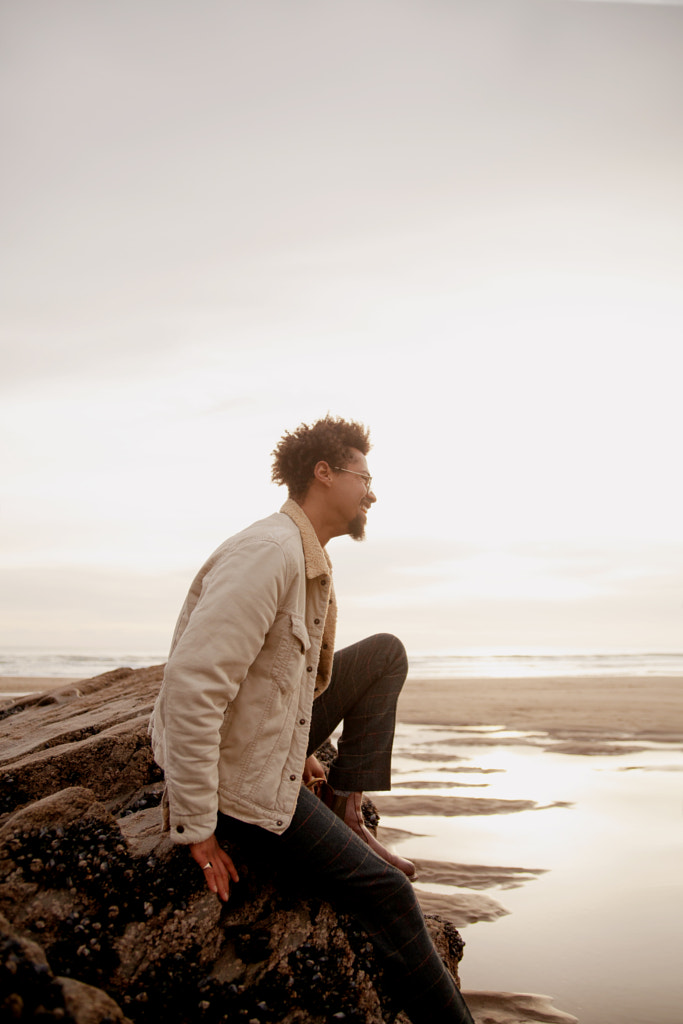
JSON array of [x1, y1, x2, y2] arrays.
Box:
[[294, 495, 336, 547]]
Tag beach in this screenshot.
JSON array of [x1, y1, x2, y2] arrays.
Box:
[[2, 670, 681, 1023], [387, 673, 683, 1024], [399, 674, 682, 738], [0, 676, 80, 696]]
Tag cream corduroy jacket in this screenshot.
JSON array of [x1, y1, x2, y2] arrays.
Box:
[[149, 500, 336, 844]]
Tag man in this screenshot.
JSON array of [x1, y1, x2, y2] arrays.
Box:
[[150, 416, 474, 1024]]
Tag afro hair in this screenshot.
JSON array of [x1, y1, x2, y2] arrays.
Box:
[[271, 415, 371, 500]]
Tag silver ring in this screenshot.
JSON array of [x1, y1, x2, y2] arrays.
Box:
[[201, 862, 212, 870]]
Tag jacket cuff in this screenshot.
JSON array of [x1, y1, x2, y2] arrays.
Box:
[[168, 814, 216, 845]]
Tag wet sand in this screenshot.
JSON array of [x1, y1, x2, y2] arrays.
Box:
[[0, 676, 79, 695], [386, 674, 683, 1023], [398, 674, 682, 739]]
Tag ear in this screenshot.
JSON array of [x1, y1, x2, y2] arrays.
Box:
[[312, 460, 334, 488]]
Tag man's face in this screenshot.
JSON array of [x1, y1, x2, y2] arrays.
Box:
[[333, 449, 376, 541]]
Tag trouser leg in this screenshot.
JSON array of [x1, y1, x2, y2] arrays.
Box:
[[307, 632, 408, 793], [217, 786, 474, 1024]]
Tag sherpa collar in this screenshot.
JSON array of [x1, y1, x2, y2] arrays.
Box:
[[280, 498, 336, 698], [280, 498, 332, 580]]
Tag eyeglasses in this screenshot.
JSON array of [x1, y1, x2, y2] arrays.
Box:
[[333, 467, 373, 492]]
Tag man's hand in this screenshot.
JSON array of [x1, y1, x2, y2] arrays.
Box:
[[190, 834, 240, 902], [302, 753, 326, 787]]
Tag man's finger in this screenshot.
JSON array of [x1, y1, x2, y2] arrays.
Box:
[[202, 861, 230, 901], [189, 836, 238, 901], [219, 851, 240, 884]]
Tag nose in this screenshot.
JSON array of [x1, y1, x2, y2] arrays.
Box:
[[367, 487, 377, 504]]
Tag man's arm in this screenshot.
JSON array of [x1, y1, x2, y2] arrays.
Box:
[[190, 752, 319, 901], [159, 538, 292, 894]]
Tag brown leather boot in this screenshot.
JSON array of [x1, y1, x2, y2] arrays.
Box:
[[325, 789, 416, 879]]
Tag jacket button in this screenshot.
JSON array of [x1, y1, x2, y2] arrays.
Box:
[[276, 820, 283, 827], [314, 618, 320, 625], [290, 774, 296, 781], [322, 643, 328, 650], [299, 718, 306, 725], [321, 579, 327, 586], [176, 825, 185, 834], [306, 666, 313, 672]]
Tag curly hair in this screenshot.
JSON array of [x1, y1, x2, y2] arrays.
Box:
[[271, 415, 371, 499]]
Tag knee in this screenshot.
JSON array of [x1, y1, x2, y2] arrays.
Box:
[[374, 864, 418, 907], [373, 633, 408, 675]]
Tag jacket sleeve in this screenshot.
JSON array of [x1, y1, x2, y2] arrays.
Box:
[[156, 537, 291, 844]]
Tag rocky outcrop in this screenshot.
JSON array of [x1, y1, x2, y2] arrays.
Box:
[[0, 669, 465, 1024]]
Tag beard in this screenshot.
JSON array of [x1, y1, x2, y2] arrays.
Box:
[[347, 511, 366, 541]]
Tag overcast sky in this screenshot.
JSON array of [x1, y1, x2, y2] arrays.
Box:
[[2, 0, 682, 655]]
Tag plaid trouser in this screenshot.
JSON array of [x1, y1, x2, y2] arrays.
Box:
[[218, 634, 474, 1024]]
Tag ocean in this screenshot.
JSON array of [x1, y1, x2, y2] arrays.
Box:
[[1, 648, 682, 681]]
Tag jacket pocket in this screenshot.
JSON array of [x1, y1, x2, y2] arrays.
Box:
[[270, 613, 311, 692], [290, 613, 311, 655]]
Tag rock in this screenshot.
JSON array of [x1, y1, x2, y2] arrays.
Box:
[[0, 667, 466, 1024], [60, 976, 133, 1024], [1, 912, 71, 1022], [0, 911, 133, 1023], [0, 667, 165, 819]]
